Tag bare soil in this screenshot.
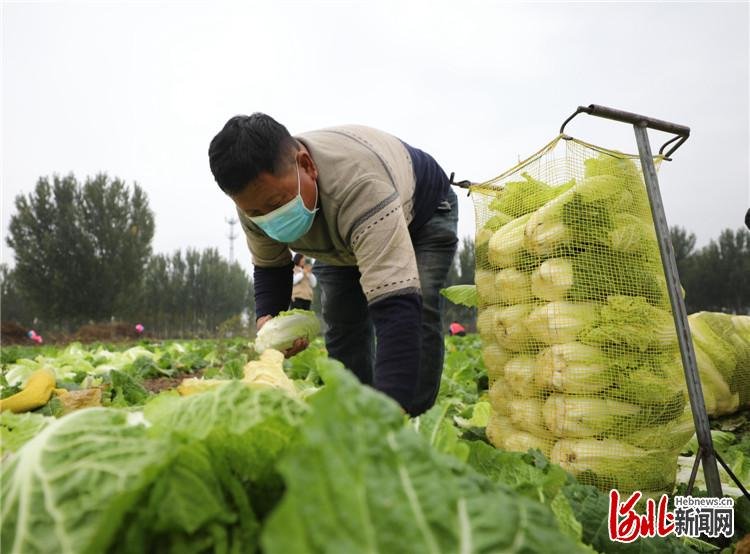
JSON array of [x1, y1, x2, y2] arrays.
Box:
[[2, 321, 153, 346], [141, 369, 204, 394], [1, 321, 28, 345], [74, 323, 144, 343]]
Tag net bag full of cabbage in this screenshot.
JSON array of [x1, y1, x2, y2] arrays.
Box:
[[477, 135, 693, 496]]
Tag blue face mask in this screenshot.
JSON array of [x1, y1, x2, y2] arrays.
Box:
[[249, 161, 318, 243]]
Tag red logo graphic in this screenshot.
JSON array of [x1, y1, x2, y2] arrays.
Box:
[[608, 490, 675, 542]]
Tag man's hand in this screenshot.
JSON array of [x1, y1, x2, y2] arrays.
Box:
[[285, 337, 309, 358], [256, 315, 309, 358], [256, 315, 273, 331]]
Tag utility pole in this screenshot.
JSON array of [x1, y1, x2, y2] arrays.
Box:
[[226, 217, 238, 262]]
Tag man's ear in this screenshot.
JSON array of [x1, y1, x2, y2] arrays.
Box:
[[298, 149, 318, 181]]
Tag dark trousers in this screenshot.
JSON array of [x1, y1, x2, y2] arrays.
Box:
[[314, 189, 458, 415]]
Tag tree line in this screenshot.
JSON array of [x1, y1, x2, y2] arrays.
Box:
[[670, 226, 749, 314], [2, 174, 253, 337]]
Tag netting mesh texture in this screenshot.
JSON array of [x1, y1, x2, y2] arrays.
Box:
[[475, 136, 692, 495]]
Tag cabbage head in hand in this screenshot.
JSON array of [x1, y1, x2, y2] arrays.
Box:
[[255, 310, 321, 354]]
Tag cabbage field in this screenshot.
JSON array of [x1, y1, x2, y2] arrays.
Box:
[[1, 335, 749, 553]]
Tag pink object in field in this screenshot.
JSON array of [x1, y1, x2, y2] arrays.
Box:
[[135, 323, 144, 334]]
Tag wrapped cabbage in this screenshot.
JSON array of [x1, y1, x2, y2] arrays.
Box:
[[607, 367, 686, 426], [482, 343, 510, 384], [526, 301, 599, 345], [530, 258, 574, 302], [504, 430, 552, 458], [551, 438, 678, 492], [583, 153, 644, 188], [542, 394, 639, 438], [477, 212, 513, 249], [522, 175, 622, 256], [508, 398, 550, 437], [488, 213, 532, 268], [623, 406, 695, 451], [496, 268, 532, 304], [575, 170, 641, 211], [523, 189, 574, 256], [477, 306, 503, 342], [503, 356, 538, 397], [485, 413, 513, 449], [477, 268, 531, 305], [579, 296, 676, 353], [475, 270, 500, 304], [489, 173, 573, 218], [608, 213, 657, 253], [523, 157, 649, 257], [488, 379, 511, 416], [535, 342, 611, 394], [493, 304, 534, 351]]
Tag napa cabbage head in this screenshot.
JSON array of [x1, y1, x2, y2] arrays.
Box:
[[608, 213, 658, 253], [526, 301, 600, 345], [255, 310, 321, 354], [535, 342, 611, 394], [551, 438, 678, 492]]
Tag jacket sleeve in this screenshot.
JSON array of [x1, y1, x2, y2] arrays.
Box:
[[254, 264, 293, 319]]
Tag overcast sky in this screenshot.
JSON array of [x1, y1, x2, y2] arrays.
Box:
[[2, 1, 748, 277]]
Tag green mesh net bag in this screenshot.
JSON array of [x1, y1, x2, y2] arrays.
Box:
[[475, 135, 695, 496]]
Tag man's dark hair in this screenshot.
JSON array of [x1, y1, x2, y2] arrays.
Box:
[[208, 113, 298, 195]]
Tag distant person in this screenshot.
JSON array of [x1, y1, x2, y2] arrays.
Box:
[[448, 322, 466, 337], [290, 253, 317, 310], [135, 323, 145, 335]]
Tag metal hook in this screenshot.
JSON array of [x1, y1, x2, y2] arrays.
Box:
[[449, 172, 474, 196], [658, 134, 689, 161], [559, 106, 589, 136]]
